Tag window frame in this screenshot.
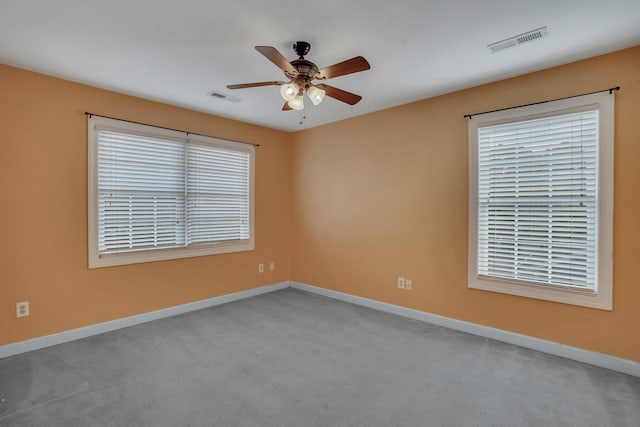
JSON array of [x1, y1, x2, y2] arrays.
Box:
[[467, 92, 613, 310], [88, 116, 255, 268]]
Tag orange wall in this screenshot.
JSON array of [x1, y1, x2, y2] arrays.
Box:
[[3, 47, 640, 362], [291, 46, 640, 362], [0, 64, 293, 346]]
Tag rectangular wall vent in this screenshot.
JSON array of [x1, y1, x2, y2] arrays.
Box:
[[207, 91, 242, 103], [488, 27, 548, 53]]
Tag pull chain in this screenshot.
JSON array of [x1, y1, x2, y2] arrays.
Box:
[[299, 107, 306, 126]]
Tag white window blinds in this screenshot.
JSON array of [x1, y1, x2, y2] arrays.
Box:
[[98, 130, 251, 254], [186, 144, 250, 244], [98, 131, 187, 252], [89, 116, 255, 268], [477, 110, 598, 290]]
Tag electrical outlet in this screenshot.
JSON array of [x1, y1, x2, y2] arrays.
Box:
[[397, 277, 405, 289], [16, 301, 30, 318], [269, 262, 275, 271], [258, 263, 264, 273], [406, 279, 413, 290]]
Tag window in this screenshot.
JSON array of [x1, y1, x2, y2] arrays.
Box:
[[468, 92, 613, 309], [88, 116, 255, 268]]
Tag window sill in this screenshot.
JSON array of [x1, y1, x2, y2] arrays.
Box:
[[89, 240, 254, 269], [468, 276, 612, 310]]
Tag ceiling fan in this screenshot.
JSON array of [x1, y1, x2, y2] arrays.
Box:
[[227, 41, 370, 111]]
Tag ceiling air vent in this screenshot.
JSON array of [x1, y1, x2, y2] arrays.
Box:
[[207, 90, 242, 103], [487, 27, 548, 53]]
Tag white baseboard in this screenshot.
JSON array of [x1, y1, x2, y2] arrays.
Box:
[[3, 280, 638, 378], [0, 282, 289, 360], [290, 281, 640, 378]]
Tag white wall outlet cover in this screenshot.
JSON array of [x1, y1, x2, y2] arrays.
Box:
[[16, 301, 30, 317], [258, 264, 264, 273], [406, 279, 413, 290], [397, 277, 405, 289]]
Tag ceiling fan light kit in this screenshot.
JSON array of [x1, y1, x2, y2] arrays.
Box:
[[227, 41, 370, 111], [307, 85, 325, 106], [280, 82, 299, 101], [288, 92, 305, 110]]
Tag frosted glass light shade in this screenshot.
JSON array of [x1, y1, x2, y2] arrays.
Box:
[[288, 94, 304, 110], [307, 85, 326, 106], [280, 82, 299, 101]]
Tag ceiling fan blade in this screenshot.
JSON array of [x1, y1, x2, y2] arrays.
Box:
[[316, 56, 370, 80], [255, 46, 298, 76], [282, 102, 293, 111], [318, 84, 363, 105], [226, 81, 284, 89]]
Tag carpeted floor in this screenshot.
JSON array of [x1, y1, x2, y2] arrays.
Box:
[[1, 288, 639, 426]]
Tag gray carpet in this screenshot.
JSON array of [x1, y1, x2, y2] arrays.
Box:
[[1, 288, 638, 427]]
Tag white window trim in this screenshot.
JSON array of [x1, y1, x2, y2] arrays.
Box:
[[468, 92, 613, 310], [88, 116, 255, 268]]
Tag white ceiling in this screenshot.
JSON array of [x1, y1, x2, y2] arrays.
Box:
[[1, 1, 639, 132]]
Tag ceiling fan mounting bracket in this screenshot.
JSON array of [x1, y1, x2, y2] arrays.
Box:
[[293, 41, 311, 58]]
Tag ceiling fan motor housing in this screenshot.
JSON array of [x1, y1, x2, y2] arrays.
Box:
[[286, 42, 319, 87], [287, 59, 319, 87]]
